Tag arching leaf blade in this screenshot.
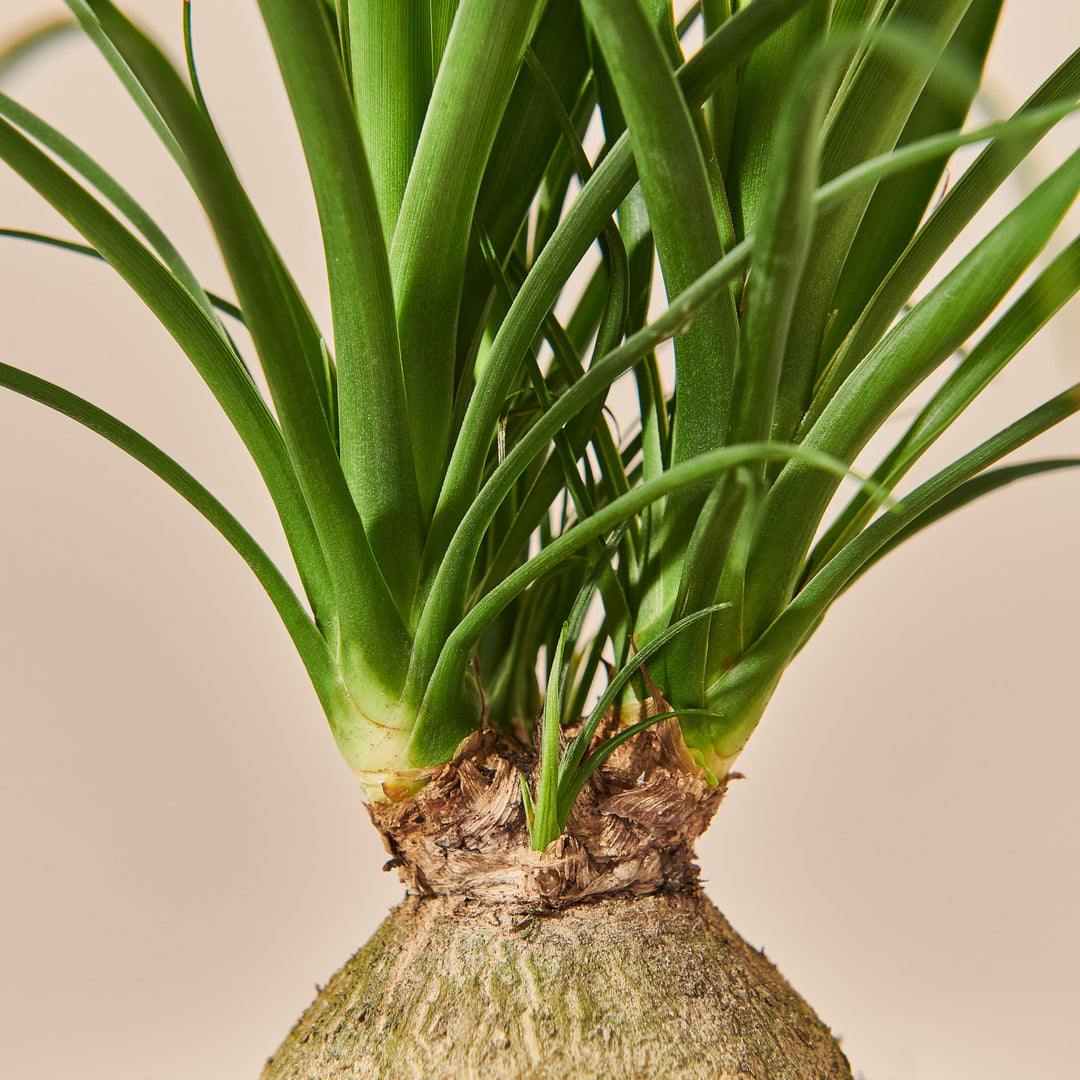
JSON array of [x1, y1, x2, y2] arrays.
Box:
[[79, 0, 412, 687], [709, 384, 1080, 764], [61, 0, 188, 176], [583, 0, 737, 475], [0, 111, 337, 638], [257, 0, 422, 614], [0, 89, 218, 323], [743, 144, 1080, 646], [0, 17, 77, 80], [431, 0, 818, 586], [812, 44, 1080, 417], [808, 234, 1080, 576], [847, 457, 1080, 586], [0, 359, 337, 699], [771, 2, 972, 449], [821, 0, 1003, 363], [392, 0, 544, 513], [410, 439, 891, 767]]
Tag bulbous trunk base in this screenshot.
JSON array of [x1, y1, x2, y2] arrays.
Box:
[[262, 889, 852, 1079]]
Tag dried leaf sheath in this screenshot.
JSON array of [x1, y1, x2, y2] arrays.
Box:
[[370, 713, 723, 906]]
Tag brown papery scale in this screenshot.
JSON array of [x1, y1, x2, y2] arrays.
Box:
[[262, 710, 853, 1079]]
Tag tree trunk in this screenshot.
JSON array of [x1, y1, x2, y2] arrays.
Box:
[[262, 889, 852, 1079], [262, 721, 853, 1078]]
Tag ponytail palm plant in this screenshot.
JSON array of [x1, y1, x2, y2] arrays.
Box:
[[2, 0, 1079, 1075]]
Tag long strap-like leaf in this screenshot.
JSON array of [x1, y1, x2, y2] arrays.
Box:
[[0, 113, 336, 637], [583, 0, 738, 472], [742, 145, 1080, 645], [0, 91, 218, 325], [431, 0, 814, 592], [709, 385, 1080, 760], [391, 0, 544, 514], [79, 0, 410, 689], [810, 45, 1080, 420], [771, 0, 972, 448], [410, 440, 886, 766], [821, 0, 1003, 365], [0, 360, 338, 701], [62, 0, 188, 175], [345, 0, 432, 248], [257, 0, 423, 614], [406, 101, 1034, 727], [808, 234, 1080, 574]]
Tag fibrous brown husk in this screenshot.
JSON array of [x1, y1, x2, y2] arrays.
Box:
[[368, 708, 725, 906]]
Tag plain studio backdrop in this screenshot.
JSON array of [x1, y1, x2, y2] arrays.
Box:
[[1, 2, 1077, 1078]]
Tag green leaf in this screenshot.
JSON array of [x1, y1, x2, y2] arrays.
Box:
[[810, 44, 1080, 418], [477, 49, 631, 608], [727, 34, 848, 452], [0, 111, 336, 639], [847, 457, 1080, 585], [519, 773, 536, 832], [559, 608, 725, 796], [407, 240, 757, 740], [808, 234, 1080, 576], [743, 144, 1080, 646], [583, 0, 738, 473], [557, 708, 721, 826], [589, 0, 746, 641], [181, 0, 209, 116], [431, 0, 817, 594], [257, 0, 422, 614], [771, 0, 973, 448], [420, 96, 1061, 679], [61, 0, 188, 176], [0, 227, 244, 326], [673, 33, 854, 690], [477, 223, 594, 523], [522, 43, 630, 376], [663, 473, 752, 708], [725, 0, 829, 241], [567, 615, 615, 724], [345, 1, 432, 247], [680, 0, 818, 110], [529, 622, 568, 851], [0, 17, 77, 80], [821, 0, 1003, 364], [71, 1, 335, 441], [391, 0, 544, 513], [831, 0, 876, 31], [709, 383, 1080, 763], [0, 359, 338, 703], [410, 437, 891, 766], [457, 0, 591, 369], [0, 89, 218, 323], [556, 523, 632, 721], [78, 0, 411, 693], [701, 0, 737, 174]]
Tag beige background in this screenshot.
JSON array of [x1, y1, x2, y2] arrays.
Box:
[[1, 2, 1078, 1078]]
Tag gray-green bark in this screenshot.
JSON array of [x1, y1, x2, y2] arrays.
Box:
[[262, 889, 852, 1079]]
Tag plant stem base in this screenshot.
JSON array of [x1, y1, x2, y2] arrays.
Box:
[[262, 889, 852, 1079]]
